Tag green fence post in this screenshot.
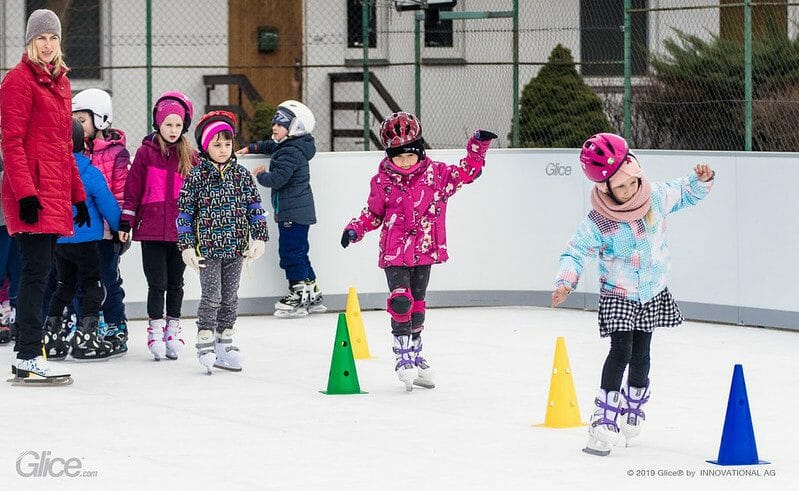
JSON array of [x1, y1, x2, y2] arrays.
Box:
[[362, 0, 371, 151], [415, 10, 423, 120], [623, 0, 632, 141], [512, 0, 520, 147], [146, 0, 153, 133], [744, 0, 753, 151]]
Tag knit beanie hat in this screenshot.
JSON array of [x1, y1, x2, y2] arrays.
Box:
[[271, 107, 294, 131], [25, 9, 61, 45], [386, 138, 426, 162], [597, 154, 643, 193], [154, 99, 186, 129], [200, 121, 234, 152]]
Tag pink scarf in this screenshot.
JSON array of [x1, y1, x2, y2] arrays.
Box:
[[590, 176, 652, 223]]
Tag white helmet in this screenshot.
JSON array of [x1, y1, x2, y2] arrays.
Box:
[[72, 88, 113, 131], [275, 100, 315, 137]]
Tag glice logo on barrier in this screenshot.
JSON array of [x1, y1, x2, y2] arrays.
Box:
[[545, 162, 572, 176], [16, 450, 97, 478]]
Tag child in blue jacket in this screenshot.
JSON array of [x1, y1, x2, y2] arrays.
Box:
[[43, 119, 121, 361]]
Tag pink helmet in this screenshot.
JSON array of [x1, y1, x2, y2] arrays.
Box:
[[579, 133, 629, 183], [152, 91, 194, 133], [380, 112, 422, 149]]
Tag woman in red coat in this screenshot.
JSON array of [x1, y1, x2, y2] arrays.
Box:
[[0, 9, 89, 380]]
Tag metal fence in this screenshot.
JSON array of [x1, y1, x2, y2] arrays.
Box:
[[2, 1, 798, 152]]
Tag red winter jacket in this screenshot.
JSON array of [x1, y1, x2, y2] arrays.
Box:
[[0, 54, 85, 236]]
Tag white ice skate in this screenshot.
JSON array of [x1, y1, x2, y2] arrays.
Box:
[[620, 380, 650, 444], [147, 319, 167, 361], [213, 328, 243, 372], [196, 329, 216, 374], [164, 318, 186, 360], [411, 335, 435, 389], [8, 356, 73, 386], [393, 335, 417, 392], [274, 283, 310, 318], [306, 279, 327, 313], [583, 390, 625, 457]]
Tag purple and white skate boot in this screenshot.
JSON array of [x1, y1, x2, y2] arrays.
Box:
[[411, 335, 434, 389], [584, 389, 625, 456], [393, 335, 417, 391], [621, 379, 650, 443]]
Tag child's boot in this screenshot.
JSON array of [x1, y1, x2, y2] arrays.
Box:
[[165, 317, 186, 360], [411, 334, 435, 389], [274, 281, 310, 318], [196, 329, 216, 374], [43, 315, 70, 360], [146, 318, 166, 361], [213, 328, 243, 371], [70, 316, 113, 361], [620, 379, 650, 443], [393, 334, 417, 392], [103, 321, 129, 357], [305, 279, 327, 313], [583, 389, 625, 456]]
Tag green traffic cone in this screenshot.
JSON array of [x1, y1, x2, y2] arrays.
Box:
[[320, 313, 367, 395]]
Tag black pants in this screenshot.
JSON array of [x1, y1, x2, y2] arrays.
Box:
[[141, 241, 185, 319], [384, 265, 431, 337], [48, 242, 104, 320], [14, 234, 57, 360], [600, 330, 653, 392]]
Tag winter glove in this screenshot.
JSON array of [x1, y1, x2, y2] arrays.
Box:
[[474, 130, 498, 141], [340, 229, 357, 248], [18, 196, 43, 225], [118, 221, 131, 233], [243, 239, 266, 268], [181, 248, 205, 272], [74, 201, 91, 228]]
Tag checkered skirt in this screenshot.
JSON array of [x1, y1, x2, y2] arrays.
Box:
[[597, 287, 683, 337]]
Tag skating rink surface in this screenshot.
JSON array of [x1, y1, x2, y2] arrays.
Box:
[[1, 306, 796, 490]]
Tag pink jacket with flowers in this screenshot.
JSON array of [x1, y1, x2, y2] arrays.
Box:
[[346, 135, 489, 268], [86, 128, 129, 239]]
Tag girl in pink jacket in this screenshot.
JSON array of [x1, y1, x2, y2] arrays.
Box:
[[341, 111, 496, 391]]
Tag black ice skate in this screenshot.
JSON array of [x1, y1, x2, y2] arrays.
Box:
[[43, 315, 71, 360], [70, 316, 113, 361], [274, 282, 310, 318]]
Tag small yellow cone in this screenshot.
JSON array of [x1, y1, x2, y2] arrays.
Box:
[[345, 287, 374, 359], [534, 336, 585, 428]]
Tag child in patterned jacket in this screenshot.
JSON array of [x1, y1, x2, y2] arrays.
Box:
[[177, 111, 269, 373], [341, 111, 497, 391], [551, 133, 715, 457]]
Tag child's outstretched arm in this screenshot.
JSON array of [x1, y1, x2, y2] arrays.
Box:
[[551, 217, 604, 308], [441, 130, 497, 198], [660, 163, 715, 214], [340, 176, 386, 248], [236, 139, 277, 157]]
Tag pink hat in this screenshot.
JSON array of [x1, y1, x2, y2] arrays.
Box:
[[597, 154, 643, 193], [154, 99, 186, 128], [200, 120, 234, 152]]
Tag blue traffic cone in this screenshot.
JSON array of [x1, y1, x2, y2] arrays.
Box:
[[707, 364, 769, 465]]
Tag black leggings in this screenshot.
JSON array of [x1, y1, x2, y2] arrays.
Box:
[[384, 265, 431, 337], [600, 330, 652, 392]]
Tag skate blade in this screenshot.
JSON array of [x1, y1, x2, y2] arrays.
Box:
[[7, 375, 73, 387], [68, 356, 111, 363], [165, 353, 178, 360], [413, 379, 435, 389], [582, 446, 611, 457], [274, 309, 309, 318], [213, 362, 242, 372], [308, 305, 327, 313]]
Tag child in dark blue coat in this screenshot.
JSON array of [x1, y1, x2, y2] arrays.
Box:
[[43, 119, 121, 360], [236, 100, 324, 318]]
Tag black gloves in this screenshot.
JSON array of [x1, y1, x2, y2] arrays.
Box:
[[474, 130, 498, 141], [341, 229, 357, 248], [19, 196, 43, 225], [74, 201, 91, 228], [118, 221, 131, 234]]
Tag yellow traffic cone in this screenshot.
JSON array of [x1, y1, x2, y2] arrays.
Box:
[[534, 336, 585, 428], [345, 287, 374, 359]]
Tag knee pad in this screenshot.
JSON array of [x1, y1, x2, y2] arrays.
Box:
[[387, 288, 414, 323], [411, 300, 426, 334]]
